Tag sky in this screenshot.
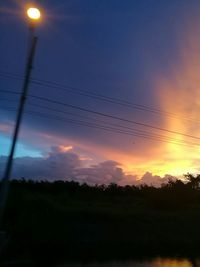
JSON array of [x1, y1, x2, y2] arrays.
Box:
[[1, 0, 200, 185]]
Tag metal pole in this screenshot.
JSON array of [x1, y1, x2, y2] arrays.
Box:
[[0, 33, 38, 227]]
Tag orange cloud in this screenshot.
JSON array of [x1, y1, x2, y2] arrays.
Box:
[[57, 145, 73, 152]]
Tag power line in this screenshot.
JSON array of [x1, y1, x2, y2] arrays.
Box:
[[0, 70, 199, 124], [1, 71, 162, 112], [0, 98, 19, 102], [0, 89, 20, 95], [25, 102, 200, 146], [25, 102, 196, 144], [28, 94, 200, 141], [2, 88, 200, 142], [1, 106, 199, 148], [1, 98, 198, 145]]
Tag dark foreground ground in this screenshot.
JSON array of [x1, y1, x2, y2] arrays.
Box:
[[1, 176, 200, 265]]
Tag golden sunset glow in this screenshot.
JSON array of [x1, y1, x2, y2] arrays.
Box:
[[102, 27, 200, 179], [153, 30, 200, 177]]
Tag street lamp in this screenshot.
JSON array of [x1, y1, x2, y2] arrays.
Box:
[[27, 7, 41, 20], [0, 6, 42, 227]]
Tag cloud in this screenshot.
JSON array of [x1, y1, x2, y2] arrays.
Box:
[[137, 172, 172, 187], [51, 145, 73, 153], [73, 160, 135, 185], [0, 146, 172, 186], [0, 147, 81, 181], [0, 122, 13, 134]]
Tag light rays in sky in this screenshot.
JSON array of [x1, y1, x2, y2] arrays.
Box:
[[153, 25, 200, 177], [114, 22, 200, 178]]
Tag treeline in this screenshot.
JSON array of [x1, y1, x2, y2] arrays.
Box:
[[6, 173, 200, 209], [7, 172, 200, 193], [2, 174, 200, 263]]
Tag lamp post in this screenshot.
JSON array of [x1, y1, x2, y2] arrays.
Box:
[[0, 6, 41, 227]]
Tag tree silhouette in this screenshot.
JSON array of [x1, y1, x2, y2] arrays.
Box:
[[185, 173, 200, 190]]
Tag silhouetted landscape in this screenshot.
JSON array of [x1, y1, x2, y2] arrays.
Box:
[[3, 1, 200, 267], [1, 174, 200, 265]]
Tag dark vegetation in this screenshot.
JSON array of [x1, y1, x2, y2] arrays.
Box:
[[1, 173, 200, 265]]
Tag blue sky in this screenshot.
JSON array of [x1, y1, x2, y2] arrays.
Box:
[[1, 135, 41, 157]]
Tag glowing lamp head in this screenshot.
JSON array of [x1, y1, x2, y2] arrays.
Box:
[[27, 7, 41, 20]]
